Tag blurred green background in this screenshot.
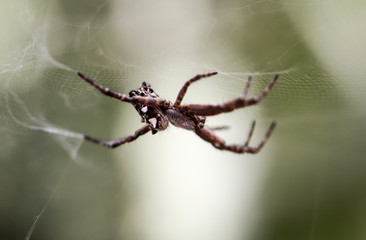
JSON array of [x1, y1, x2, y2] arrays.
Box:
[[1, 0, 366, 240]]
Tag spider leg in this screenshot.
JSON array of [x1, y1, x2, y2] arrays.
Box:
[[174, 72, 218, 107], [194, 121, 276, 154], [78, 72, 171, 107], [78, 72, 128, 101], [208, 125, 230, 131], [243, 75, 253, 100], [244, 120, 256, 147], [181, 74, 279, 116], [84, 124, 151, 148]]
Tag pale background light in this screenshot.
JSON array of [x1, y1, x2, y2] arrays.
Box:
[[0, 1, 365, 240]]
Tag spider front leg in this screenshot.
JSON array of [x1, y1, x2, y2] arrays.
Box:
[[78, 72, 170, 107], [84, 124, 151, 148], [195, 121, 276, 154], [78, 72, 128, 101], [174, 72, 218, 107], [181, 74, 279, 116]]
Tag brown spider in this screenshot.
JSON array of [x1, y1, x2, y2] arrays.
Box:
[[77, 72, 278, 153]]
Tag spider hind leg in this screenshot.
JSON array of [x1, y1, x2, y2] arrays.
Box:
[[195, 121, 276, 154]]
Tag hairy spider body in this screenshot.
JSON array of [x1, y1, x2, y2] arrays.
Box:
[[77, 72, 278, 153], [128, 82, 169, 134], [165, 109, 205, 131], [128, 81, 205, 133]]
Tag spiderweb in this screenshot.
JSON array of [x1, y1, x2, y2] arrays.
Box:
[[1, 0, 366, 240]]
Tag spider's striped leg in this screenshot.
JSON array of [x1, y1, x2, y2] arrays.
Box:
[[78, 72, 171, 107], [194, 121, 276, 154], [84, 125, 151, 149], [174, 72, 218, 107], [182, 74, 279, 116]]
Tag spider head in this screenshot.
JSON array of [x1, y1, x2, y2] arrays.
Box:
[[129, 82, 169, 134]]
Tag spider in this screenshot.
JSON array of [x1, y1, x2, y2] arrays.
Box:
[[77, 72, 278, 153]]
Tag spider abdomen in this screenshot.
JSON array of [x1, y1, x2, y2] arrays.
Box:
[[165, 109, 205, 131]]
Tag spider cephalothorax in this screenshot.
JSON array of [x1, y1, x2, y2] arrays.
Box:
[[128, 81, 206, 133], [78, 72, 278, 153], [128, 82, 169, 134]]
